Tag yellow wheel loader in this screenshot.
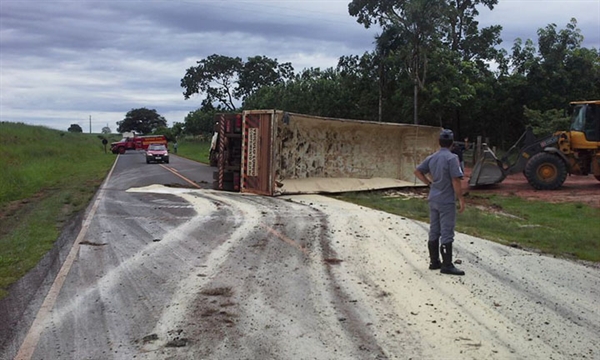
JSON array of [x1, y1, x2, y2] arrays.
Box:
[[469, 100, 600, 190]]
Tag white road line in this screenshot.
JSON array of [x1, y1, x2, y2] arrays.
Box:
[[14, 156, 120, 360]]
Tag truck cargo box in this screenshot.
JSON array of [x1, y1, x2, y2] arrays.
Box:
[[225, 110, 440, 196]]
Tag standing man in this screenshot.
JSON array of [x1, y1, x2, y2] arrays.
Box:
[[414, 129, 466, 276], [451, 141, 464, 172]]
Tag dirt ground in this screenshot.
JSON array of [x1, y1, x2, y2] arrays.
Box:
[[463, 168, 600, 209]]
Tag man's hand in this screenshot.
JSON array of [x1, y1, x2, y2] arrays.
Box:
[[414, 169, 431, 187], [457, 197, 465, 213], [452, 177, 465, 213]]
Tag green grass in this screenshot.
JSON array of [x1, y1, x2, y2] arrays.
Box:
[[335, 191, 600, 262], [0, 123, 116, 298], [175, 136, 212, 164]]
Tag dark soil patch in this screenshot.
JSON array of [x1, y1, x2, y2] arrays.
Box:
[[200, 287, 233, 297], [464, 168, 600, 209]]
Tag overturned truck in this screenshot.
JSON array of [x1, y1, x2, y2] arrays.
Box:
[[213, 110, 440, 196]]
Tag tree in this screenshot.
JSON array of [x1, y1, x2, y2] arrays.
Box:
[[181, 54, 294, 111], [243, 67, 352, 119], [171, 122, 184, 138], [350, 0, 446, 124], [336, 53, 380, 120], [374, 28, 404, 122], [183, 102, 220, 135], [349, 0, 501, 128], [442, 0, 500, 61], [181, 55, 242, 111], [523, 106, 570, 137], [236, 55, 294, 99], [509, 38, 537, 76], [101, 126, 111, 134], [152, 126, 175, 142], [68, 124, 83, 133], [117, 108, 167, 134]]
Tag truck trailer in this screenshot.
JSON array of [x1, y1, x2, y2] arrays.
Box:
[[213, 110, 440, 196]]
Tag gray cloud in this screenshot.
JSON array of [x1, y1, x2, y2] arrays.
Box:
[[1, 0, 598, 132]]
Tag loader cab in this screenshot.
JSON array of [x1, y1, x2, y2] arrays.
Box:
[[570, 101, 600, 142]]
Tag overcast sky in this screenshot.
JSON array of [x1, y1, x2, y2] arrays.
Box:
[[1, 0, 599, 133]]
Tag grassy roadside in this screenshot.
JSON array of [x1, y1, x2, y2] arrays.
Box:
[[336, 190, 600, 262], [175, 137, 212, 164], [0, 123, 117, 298]]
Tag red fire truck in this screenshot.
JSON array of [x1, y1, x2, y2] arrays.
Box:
[[110, 134, 168, 154]]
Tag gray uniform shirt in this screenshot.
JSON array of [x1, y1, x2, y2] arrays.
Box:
[[416, 147, 464, 204]]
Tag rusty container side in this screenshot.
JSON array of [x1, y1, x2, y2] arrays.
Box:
[[241, 110, 439, 195], [241, 110, 275, 195]]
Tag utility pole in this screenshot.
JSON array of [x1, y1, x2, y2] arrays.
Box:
[[89, 115, 92, 134]]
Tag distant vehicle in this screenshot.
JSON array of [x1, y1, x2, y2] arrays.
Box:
[[145, 143, 169, 164], [111, 134, 168, 154]]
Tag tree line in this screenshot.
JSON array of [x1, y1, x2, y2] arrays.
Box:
[[123, 0, 600, 149]]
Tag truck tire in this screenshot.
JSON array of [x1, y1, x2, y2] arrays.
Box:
[[119, 147, 126, 154], [213, 171, 234, 182], [209, 151, 218, 167], [524, 152, 568, 190], [222, 181, 235, 191], [212, 180, 234, 191]]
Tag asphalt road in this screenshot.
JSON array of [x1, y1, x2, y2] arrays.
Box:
[[8, 151, 600, 360]]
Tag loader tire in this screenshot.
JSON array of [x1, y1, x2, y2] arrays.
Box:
[[524, 152, 567, 190]]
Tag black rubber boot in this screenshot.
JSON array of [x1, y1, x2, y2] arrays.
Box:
[[440, 243, 465, 275], [428, 241, 441, 270]]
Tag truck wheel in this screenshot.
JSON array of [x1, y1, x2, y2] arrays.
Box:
[[212, 180, 234, 191], [209, 151, 218, 167], [524, 152, 567, 190], [212, 171, 234, 181], [222, 181, 235, 191], [146, 159, 150, 164], [119, 147, 126, 154]]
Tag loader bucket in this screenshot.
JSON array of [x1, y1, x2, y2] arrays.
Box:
[[468, 146, 507, 186]]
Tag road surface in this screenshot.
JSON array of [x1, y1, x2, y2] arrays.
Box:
[[6, 151, 600, 360]]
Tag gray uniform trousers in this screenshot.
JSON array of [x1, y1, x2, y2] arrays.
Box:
[[428, 201, 456, 245]]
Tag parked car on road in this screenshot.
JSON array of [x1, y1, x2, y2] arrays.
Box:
[[146, 143, 169, 164]]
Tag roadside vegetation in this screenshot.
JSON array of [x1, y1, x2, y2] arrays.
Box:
[[0, 123, 117, 298], [175, 136, 212, 164], [336, 190, 600, 262]]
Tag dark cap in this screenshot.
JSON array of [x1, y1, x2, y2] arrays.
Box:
[[440, 129, 454, 140]]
